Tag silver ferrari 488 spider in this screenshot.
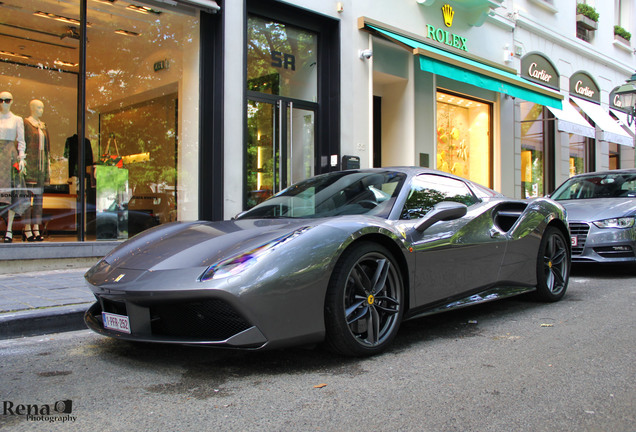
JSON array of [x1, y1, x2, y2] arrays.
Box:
[[85, 167, 571, 356]]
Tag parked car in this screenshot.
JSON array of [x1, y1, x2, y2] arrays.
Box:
[[85, 167, 570, 356], [551, 168, 636, 263]]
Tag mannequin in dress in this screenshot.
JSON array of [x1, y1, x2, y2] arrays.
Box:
[[0, 91, 26, 243], [23, 99, 51, 241]]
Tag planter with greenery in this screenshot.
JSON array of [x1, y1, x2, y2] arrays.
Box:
[[614, 25, 632, 45], [576, 3, 599, 31]]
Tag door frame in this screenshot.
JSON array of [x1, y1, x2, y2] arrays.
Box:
[[245, 92, 318, 205], [244, 0, 340, 210]]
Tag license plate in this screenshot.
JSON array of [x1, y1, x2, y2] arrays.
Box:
[[571, 236, 578, 247], [102, 312, 131, 334]]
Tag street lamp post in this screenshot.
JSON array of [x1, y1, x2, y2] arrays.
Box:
[[615, 72, 636, 126]]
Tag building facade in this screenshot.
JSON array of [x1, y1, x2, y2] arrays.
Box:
[[0, 0, 634, 259]]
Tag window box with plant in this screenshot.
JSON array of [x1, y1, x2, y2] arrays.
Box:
[[576, 3, 599, 31], [614, 25, 632, 45]]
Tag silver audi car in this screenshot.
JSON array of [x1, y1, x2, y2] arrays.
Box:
[[551, 169, 636, 263]]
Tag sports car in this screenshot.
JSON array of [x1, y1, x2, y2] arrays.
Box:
[[84, 167, 571, 356], [550, 169, 636, 263]]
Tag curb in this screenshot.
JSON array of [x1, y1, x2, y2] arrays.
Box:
[[0, 304, 91, 340]]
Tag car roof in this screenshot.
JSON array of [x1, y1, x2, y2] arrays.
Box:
[[568, 168, 636, 178], [347, 166, 475, 181]]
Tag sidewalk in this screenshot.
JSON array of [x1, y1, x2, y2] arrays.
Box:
[[0, 268, 94, 339]]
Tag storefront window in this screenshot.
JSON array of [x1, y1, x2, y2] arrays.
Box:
[[609, 143, 620, 170], [520, 102, 545, 198], [568, 135, 587, 176], [436, 92, 491, 187], [1, 0, 80, 243], [1, 0, 200, 243], [571, 102, 596, 174]]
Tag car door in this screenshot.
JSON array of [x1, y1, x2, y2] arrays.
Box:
[[400, 174, 508, 308]]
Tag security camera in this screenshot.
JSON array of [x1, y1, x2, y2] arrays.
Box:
[[359, 49, 373, 60]]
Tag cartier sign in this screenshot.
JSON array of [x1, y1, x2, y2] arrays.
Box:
[[521, 53, 559, 91], [569, 71, 600, 103], [610, 86, 629, 112]]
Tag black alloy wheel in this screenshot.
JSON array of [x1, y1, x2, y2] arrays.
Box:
[[325, 242, 404, 356], [535, 226, 570, 302]]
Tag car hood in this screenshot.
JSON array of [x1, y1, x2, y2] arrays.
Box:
[[99, 219, 319, 271], [557, 198, 636, 222]]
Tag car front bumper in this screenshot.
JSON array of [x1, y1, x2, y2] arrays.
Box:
[[84, 293, 269, 348], [569, 221, 636, 263]]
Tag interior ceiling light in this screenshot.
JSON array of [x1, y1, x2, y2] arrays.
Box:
[[54, 59, 78, 67], [126, 4, 162, 15], [33, 11, 91, 27], [114, 29, 141, 37], [92, 0, 117, 4], [0, 50, 32, 59]]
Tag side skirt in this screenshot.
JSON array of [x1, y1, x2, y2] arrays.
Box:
[[404, 285, 536, 321]]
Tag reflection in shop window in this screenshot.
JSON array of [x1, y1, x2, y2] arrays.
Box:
[[0, 0, 200, 242], [436, 92, 491, 188], [247, 15, 317, 101]]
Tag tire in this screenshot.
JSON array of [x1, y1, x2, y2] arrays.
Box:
[[324, 242, 404, 356], [534, 226, 570, 302]]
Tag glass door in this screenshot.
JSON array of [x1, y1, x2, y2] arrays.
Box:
[[246, 98, 315, 209]]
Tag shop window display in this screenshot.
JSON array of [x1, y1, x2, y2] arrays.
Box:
[[436, 92, 491, 188], [609, 143, 620, 170], [0, 0, 200, 242], [568, 135, 587, 176], [520, 102, 546, 198]]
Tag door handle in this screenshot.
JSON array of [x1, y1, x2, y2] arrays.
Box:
[[289, 101, 293, 185], [278, 100, 283, 192]]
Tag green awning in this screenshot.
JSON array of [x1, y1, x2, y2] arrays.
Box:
[[367, 24, 563, 109]]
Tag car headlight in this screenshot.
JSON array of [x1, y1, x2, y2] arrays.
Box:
[[592, 217, 635, 229], [199, 226, 311, 281]]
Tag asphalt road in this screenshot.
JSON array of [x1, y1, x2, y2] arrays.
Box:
[[1, 264, 634, 432]]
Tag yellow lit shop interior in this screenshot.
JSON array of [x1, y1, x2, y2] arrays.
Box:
[[436, 91, 491, 188], [0, 0, 200, 241]]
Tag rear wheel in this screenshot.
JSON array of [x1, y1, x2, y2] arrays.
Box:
[[535, 226, 570, 302], [324, 242, 404, 356]]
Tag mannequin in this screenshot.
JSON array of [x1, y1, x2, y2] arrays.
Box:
[[0, 91, 26, 243], [23, 99, 51, 241]]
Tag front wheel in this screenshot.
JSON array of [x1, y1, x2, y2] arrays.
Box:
[[324, 242, 404, 356], [534, 226, 570, 302]]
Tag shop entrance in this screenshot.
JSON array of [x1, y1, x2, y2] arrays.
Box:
[[246, 96, 316, 208]]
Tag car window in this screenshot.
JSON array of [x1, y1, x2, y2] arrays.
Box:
[[238, 171, 406, 219], [401, 174, 479, 220], [552, 173, 636, 200]]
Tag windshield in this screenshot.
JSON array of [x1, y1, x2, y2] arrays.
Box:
[[551, 172, 636, 200], [238, 171, 407, 219]]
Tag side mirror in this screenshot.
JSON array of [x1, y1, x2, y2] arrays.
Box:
[[232, 211, 248, 220], [414, 201, 468, 232]]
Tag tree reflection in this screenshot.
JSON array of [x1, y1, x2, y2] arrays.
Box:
[[402, 188, 476, 220]]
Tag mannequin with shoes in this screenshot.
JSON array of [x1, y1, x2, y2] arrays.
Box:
[[22, 99, 50, 242], [0, 91, 26, 243]]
